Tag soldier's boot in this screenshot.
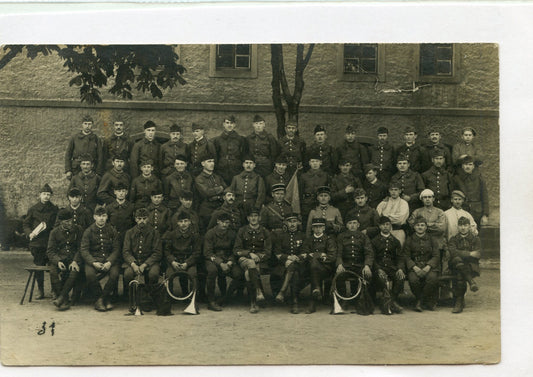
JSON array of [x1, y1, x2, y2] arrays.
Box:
[[468, 279, 479, 292], [104, 296, 114, 311], [452, 295, 465, 314], [219, 279, 238, 306], [53, 295, 66, 308], [414, 299, 423, 312], [247, 282, 259, 314], [249, 269, 265, 304], [305, 298, 317, 314], [36, 275, 45, 300], [291, 295, 299, 314], [58, 300, 71, 311], [94, 297, 106, 312], [391, 300, 403, 314]]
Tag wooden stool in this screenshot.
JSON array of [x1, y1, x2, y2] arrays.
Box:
[[20, 265, 51, 305]]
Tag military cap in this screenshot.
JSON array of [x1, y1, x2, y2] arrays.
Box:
[[314, 124, 326, 134], [427, 127, 441, 135], [217, 213, 232, 222], [112, 151, 128, 161], [377, 126, 389, 135], [285, 120, 298, 127], [179, 190, 194, 200], [94, 206, 107, 216], [419, 189, 435, 199], [169, 124, 182, 133], [79, 153, 93, 162], [458, 216, 471, 225], [316, 186, 331, 196], [150, 188, 163, 196], [224, 115, 236, 123], [174, 154, 187, 163], [389, 181, 401, 190], [113, 182, 128, 191], [192, 123, 204, 131], [404, 126, 416, 134], [67, 188, 82, 197], [353, 188, 367, 198], [462, 155, 474, 164], [247, 207, 261, 216], [363, 163, 378, 174], [396, 153, 409, 163], [412, 216, 427, 225], [82, 115, 94, 123], [40, 183, 53, 194], [462, 127, 477, 136], [345, 212, 360, 224], [177, 211, 191, 221], [252, 115, 265, 123], [242, 154, 255, 163], [284, 213, 300, 221], [274, 154, 288, 164], [140, 159, 154, 167], [345, 125, 356, 133], [200, 152, 216, 162], [57, 209, 73, 221], [378, 216, 392, 225], [338, 158, 352, 166], [135, 208, 149, 218], [451, 190, 466, 199], [308, 152, 322, 161], [144, 120, 156, 129], [311, 217, 326, 226], [223, 186, 235, 195], [271, 183, 286, 193], [430, 149, 445, 158]]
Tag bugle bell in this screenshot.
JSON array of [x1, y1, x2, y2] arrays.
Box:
[[183, 290, 199, 315], [165, 271, 199, 315], [128, 274, 145, 316], [330, 270, 363, 315]]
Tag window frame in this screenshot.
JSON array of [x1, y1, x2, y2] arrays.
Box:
[[209, 44, 258, 79], [336, 43, 386, 82], [415, 43, 462, 83]]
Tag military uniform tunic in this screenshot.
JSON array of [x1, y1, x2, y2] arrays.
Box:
[[369, 141, 395, 183], [160, 140, 189, 176], [336, 230, 374, 268], [335, 140, 369, 177], [65, 131, 104, 175], [246, 131, 280, 177], [228, 171, 266, 212], [260, 200, 293, 231], [422, 166, 454, 210], [130, 174, 162, 209], [69, 171, 101, 211], [395, 143, 426, 173], [103, 133, 133, 172], [278, 135, 306, 176], [214, 130, 246, 185], [97, 168, 131, 205], [130, 137, 161, 178], [163, 170, 194, 211], [188, 137, 217, 177]]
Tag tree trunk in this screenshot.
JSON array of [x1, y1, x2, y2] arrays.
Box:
[[271, 44, 287, 138]]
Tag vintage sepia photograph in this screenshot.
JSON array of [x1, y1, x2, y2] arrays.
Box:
[[2, 3, 527, 373]]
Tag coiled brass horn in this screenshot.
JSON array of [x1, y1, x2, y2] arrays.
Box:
[[164, 271, 198, 315], [330, 270, 363, 315], [128, 274, 145, 316]]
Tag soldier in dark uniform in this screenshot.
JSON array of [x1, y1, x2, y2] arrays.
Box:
[[170, 190, 202, 233], [62, 188, 93, 230], [123, 208, 162, 312], [404, 216, 440, 312], [194, 155, 226, 232], [103, 119, 133, 174], [162, 212, 202, 304], [330, 159, 363, 219], [204, 213, 236, 311], [160, 124, 189, 177], [390, 153, 425, 212], [345, 188, 380, 239], [301, 217, 337, 314], [233, 208, 272, 313], [335, 213, 374, 314], [299, 153, 330, 229], [246, 115, 280, 178], [189, 123, 217, 178], [278, 121, 306, 177], [130, 159, 163, 209], [214, 115, 247, 185], [228, 155, 266, 214], [106, 182, 135, 254], [23, 183, 58, 299], [147, 189, 170, 235], [80, 206, 121, 312], [334, 125, 369, 179], [207, 188, 245, 232], [395, 126, 426, 174], [448, 216, 481, 314], [369, 127, 395, 185], [65, 115, 104, 179], [306, 125, 334, 173], [265, 154, 291, 200], [163, 154, 194, 212], [260, 183, 292, 232], [362, 163, 388, 209], [453, 156, 489, 226], [270, 213, 306, 314], [97, 151, 131, 205], [452, 127, 484, 171], [422, 149, 454, 210], [47, 209, 83, 311], [371, 216, 405, 314], [69, 154, 101, 212], [422, 128, 452, 172], [130, 120, 161, 179]]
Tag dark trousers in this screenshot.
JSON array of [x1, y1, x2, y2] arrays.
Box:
[[166, 265, 197, 294], [85, 263, 120, 300], [124, 264, 160, 287], [407, 270, 439, 306], [205, 260, 230, 302], [270, 262, 304, 298], [309, 258, 334, 292], [373, 268, 404, 300], [30, 246, 48, 290], [49, 262, 80, 298]]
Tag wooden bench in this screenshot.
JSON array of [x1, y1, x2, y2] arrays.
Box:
[[20, 265, 51, 305]]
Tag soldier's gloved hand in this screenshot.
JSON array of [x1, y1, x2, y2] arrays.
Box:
[[396, 269, 405, 280], [102, 261, 112, 272], [336, 264, 345, 274], [378, 269, 387, 281], [422, 265, 431, 276], [139, 263, 147, 273], [320, 252, 327, 262], [413, 266, 423, 277], [250, 253, 260, 263], [93, 262, 104, 271], [69, 261, 80, 272], [285, 259, 293, 268], [58, 261, 67, 271], [131, 263, 141, 275], [66, 171, 73, 180], [363, 265, 372, 280], [470, 250, 481, 259], [171, 261, 180, 271]]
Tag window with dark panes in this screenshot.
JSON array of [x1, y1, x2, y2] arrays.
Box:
[[343, 44, 378, 74], [420, 44, 454, 76], [216, 44, 251, 70]]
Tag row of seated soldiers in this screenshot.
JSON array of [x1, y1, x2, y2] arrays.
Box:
[[24, 174, 481, 315]]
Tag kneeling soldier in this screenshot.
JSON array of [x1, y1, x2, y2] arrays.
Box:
[[123, 208, 162, 312], [80, 206, 121, 312], [448, 216, 481, 313], [47, 209, 83, 311]]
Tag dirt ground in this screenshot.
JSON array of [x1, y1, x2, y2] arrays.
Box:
[[0, 250, 500, 366]]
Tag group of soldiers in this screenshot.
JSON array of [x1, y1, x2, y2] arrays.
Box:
[[22, 114, 488, 315]]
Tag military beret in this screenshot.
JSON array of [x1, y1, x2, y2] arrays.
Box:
[[353, 188, 367, 198], [451, 190, 466, 199], [179, 190, 194, 200], [363, 163, 378, 174], [308, 152, 322, 161], [462, 127, 477, 136], [140, 159, 154, 167], [314, 124, 326, 134], [200, 153, 216, 162], [247, 207, 261, 216], [389, 181, 401, 190], [169, 124, 182, 133], [284, 213, 300, 221], [311, 217, 326, 226], [150, 188, 163, 196], [192, 123, 204, 131], [427, 127, 441, 135], [223, 187, 235, 195], [338, 158, 352, 166], [378, 216, 392, 225], [458, 216, 471, 225], [271, 183, 286, 193], [217, 213, 232, 222], [412, 216, 427, 225], [377, 126, 389, 135], [462, 155, 474, 164], [242, 154, 255, 163], [40, 183, 53, 194], [224, 115, 236, 123], [430, 149, 445, 158], [177, 211, 191, 221], [345, 213, 360, 224], [144, 120, 156, 129], [135, 208, 149, 218], [94, 206, 107, 216], [285, 120, 298, 127], [113, 182, 128, 191], [404, 126, 416, 134], [112, 151, 127, 161], [253, 115, 265, 123], [419, 189, 435, 199], [345, 125, 356, 133], [396, 153, 409, 163], [174, 154, 187, 163], [67, 188, 81, 197], [82, 115, 94, 123], [79, 154, 93, 162], [316, 186, 331, 196], [57, 209, 73, 221], [274, 154, 288, 164]]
